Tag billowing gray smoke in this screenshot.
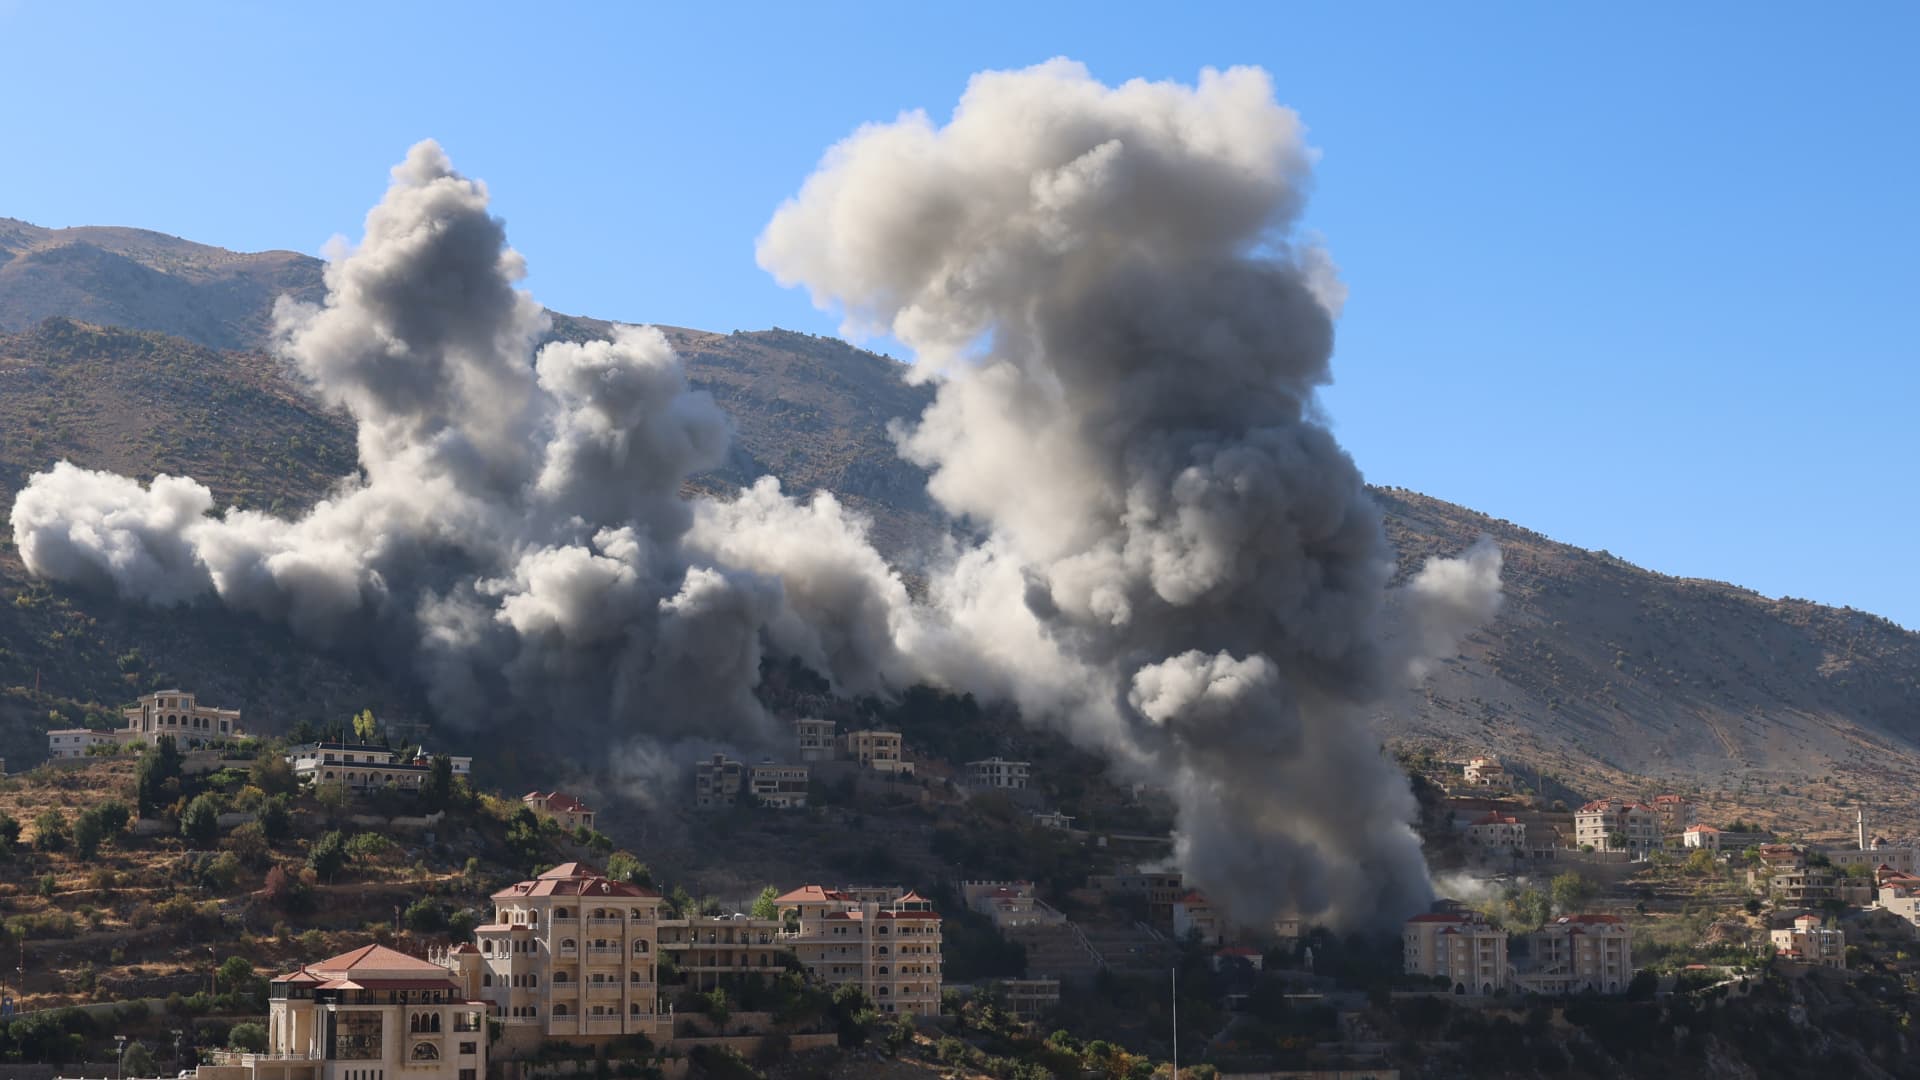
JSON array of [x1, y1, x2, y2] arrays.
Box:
[[756, 59, 1502, 929], [10, 62, 1502, 932]]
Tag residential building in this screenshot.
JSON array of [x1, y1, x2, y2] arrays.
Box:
[[1823, 843, 1920, 877], [289, 743, 474, 794], [200, 944, 488, 1080], [748, 761, 810, 809], [1173, 891, 1224, 946], [793, 718, 837, 763], [46, 728, 117, 759], [841, 730, 913, 776], [966, 757, 1031, 791], [520, 791, 596, 831], [1030, 810, 1074, 831], [694, 755, 746, 808], [1510, 915, 1635, 995], [1403, 911, 1508, 996], [772, 885, 943, 1015], [120, 689, 244, 750], [1769, 866, 1840, 906], [1465, 812, 1525, 852], [1873, 870, 1920, 928], [655, 914, 790, 989], [1757, 844, 1806, 870], [434, 862, 665, 1047], [1575, 799, 1661, 856], [1088, 870, 1186, 926], [1649, 794, 1698, 838], [1771, 914, 1845, 969], [1462, 757, 1514, 790], [1682, 825, 1721, 851], [960, 881, 1066, 931], [996, 977, 1060, 1020]]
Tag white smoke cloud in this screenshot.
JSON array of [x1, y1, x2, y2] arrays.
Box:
[[760, 58, 1504, 930]]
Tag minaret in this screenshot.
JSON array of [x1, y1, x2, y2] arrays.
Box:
[[1857, 808, 1867, 851]]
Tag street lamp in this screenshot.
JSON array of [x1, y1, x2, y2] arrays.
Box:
[[115, 1034, 127, 1080], [208, 946, 217, 998]]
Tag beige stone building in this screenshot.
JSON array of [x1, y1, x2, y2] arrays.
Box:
[[434, 862, 666, 1049], [52, 689, 248, 759], [1403, 912, 1508, 996], [1462, 756, 1513, 790], [1510, 915, 1635, 995], [1682, 825, 1721, 851], [773, 885, 942, 1015], [196, 944, 487, 1080], [1771, 914, 1845, 968], [841, 730, 913, 776], [694, 755, 745, 808], [45, 728, 117, 759], [1465, 812, 1526, 852], [289, 743, 474, 795], [1649, 794, 1698, 839], [1575, 799, 1661, 855], [521, 791, 596, 831]]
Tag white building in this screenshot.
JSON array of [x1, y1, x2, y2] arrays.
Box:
[[1403, 911, 1508, 996], [46, 728, 117, 759], [289, 743, 473, 794], [1873, 871, 1920, 928], [959, 881, 1066, 931], [842, 730, 913, 776], [1462, 757, 1514, 790], [793, 718, 837, 762], [1173, 891, 1224, 946], [1771, 914, 1845, 969], [52, 689, 250, 759], [1682, 825, 1721, 851], [1575, 799, 1662, 855], [1466, 811, 1526, 852], [966, 757, 1031, 791]]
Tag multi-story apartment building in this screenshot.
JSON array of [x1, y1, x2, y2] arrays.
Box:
[[1403, 911, 1508, 996], [748, 762, 810, 809], [966, 757, 1031, 791], [793, 718, 837, 762], [1575, 799, 1661, 855], [1510, 915, 1635, 995], [694, 756, 746, 808], [1088, 870, 1185, 927], [434, 863, 665, 1052], [841, 731, 912, 776], [960, 881, 1066, 931], [1466, 812, 1526, 852], [1769, 866, 1840, 906], [1462, 757, 1513, 790], [289, 743, 474, 794], [1172, 892, 1224, 946], [1771, 914, 1845, 968], [521, 791, 596, 831], [1649, 794, 1697, 838], [773, 886, 942, 1016], [198, 944, 489, 1080]]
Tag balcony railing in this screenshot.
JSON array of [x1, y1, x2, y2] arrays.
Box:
[[589, 917, 626, 929], [587, 983, 622, 998], [586, 947, 624, 962], [556, 947, 579, 959]]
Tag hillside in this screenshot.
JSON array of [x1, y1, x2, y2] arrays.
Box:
[[2, 221, 1919, 837]]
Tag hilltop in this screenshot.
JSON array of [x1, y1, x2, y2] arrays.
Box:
[[2, 221, 1920, 837]]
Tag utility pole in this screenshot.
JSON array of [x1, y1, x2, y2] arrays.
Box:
[[115, 1034, 127, 1080], [1170, 966, 1178, 1079]]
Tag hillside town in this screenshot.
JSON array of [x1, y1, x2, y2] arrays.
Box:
[[3, 690, 1917, 1079]]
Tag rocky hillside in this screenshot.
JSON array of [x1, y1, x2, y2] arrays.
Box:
[[3, 221, 1919, 836]]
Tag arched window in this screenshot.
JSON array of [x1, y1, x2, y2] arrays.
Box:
[[529, 974, 538, 987], [411, 1044, 439, 1061], [629, 1004, 641, 1015], [877, 986, 889, 996], [431, 1014, 441, 1033], [554, 971, 570, 983], [633, 941, 649, 954], [555, 908, 571, 919], [877, 966, 889, 976], [629, 972, 641, 984], [553, 1004, 570, 1016], [529, 911, 539, 925], [877, 946, 889, 955], [561, 939, 577, 950]]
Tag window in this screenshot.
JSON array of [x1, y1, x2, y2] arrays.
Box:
[[459, 1043, 476, 1055], [633, 941, 648, 954], [410, 1044, 439, 1062], [529, 974, 538, 987], [482, 974, 492, 987]]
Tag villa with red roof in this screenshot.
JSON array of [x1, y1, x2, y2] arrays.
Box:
[[1574, 799, 1662, 856], [521, 791, 596, 831], [198, 943, 487, 1080]]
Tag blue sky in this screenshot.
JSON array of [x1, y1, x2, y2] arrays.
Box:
[[3, 2, 1916, 627]]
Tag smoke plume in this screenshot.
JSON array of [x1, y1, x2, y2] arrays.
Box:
[[10, 62, 1502, 932], [758, 59, 1502, 929]]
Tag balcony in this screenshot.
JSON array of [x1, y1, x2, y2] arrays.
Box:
[[587, 983, 622, 999], [586, 947, 624, 963], [555, 947, 579, 960], [589, 917, 626, 931], [585, 1017, 625, 1033]]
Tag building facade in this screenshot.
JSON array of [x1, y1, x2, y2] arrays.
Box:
[[1649, 794, 1697, 839], [122, 689, 244, 749], [1575, 800, 1661, 855], [198, 944, 489, 1080], [46, 728, 117, 759], [1465, 812, 1526, 852], [1172, 891, 1224, 946], [289, 744, 474, 794], [1510, 915, 1635, 995], [841, 731, 912, 776], [1771, 914, 1845, 968], [748, 762, 810, 809], [1403, 912, 1508, 996], [434, 863, 666, 1048], [694, 756, 745, 808], [772, 886, 942, 1016], [1682, 825, 1721, 851], [966, 758, 1031, 791], [793, 718, 838, 762], [1462, 757, 1514, 790], [521, 791, 596, 831]]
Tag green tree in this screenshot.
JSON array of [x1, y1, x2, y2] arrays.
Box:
[[250, 754, 298, 797], [751, 885, 781, 921], [219, 956, 256, 994], [1550, 871, 1596, 913], [227, 1022, 267, 1052], [259, 794, 293, 841], [404, 899, 446, 933], [607, 851, 652, 887], [346, 832, 392, 861], [32, 809, 69, 852], [0, 813, 18, 857], [136, 735, 184, 816], [1505, 887, 1551, 931], [308, 830, 349, 883], [181, 794, 222, 846], [351, 709, 379, 743], [121, 1042, 154, 1076], [422, 755, 454, 812], [315, 781, 351, 817], [72, 811, 107, 860]]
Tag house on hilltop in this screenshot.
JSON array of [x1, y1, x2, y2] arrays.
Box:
[[521, 791, 595, 831]]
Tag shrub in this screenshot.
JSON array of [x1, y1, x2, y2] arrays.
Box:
[[33, 809, 69, 852], [404, 899, 446, 933], [308, 831, 349, 883], [181, 795, 222, 846], [228, 1022, 267, 1052]]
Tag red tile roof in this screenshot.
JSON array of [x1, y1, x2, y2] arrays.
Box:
[[524, 791, 594, 814], [314, 944, 450, 974], [492, 862, 661, 899], [775, 884, 853, 905]]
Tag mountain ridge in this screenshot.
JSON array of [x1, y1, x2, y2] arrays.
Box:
[[3, 219, 1918, 838]]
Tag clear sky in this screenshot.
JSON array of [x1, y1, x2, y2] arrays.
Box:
[[3, 2, 1915, 627]]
